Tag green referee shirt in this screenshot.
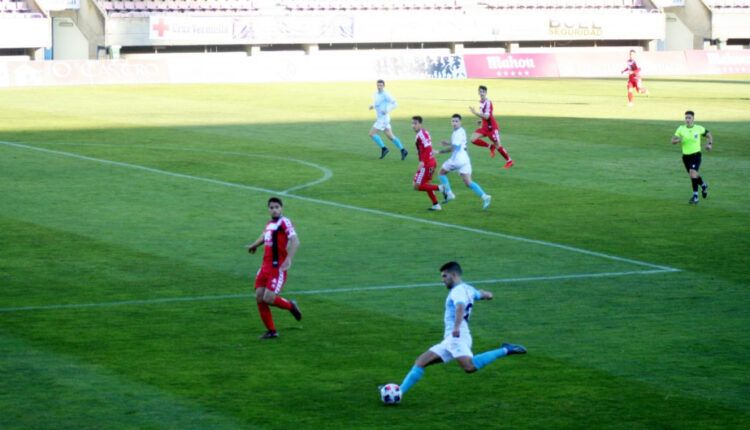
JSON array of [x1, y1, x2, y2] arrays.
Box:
[[674, 124, 707, 155]]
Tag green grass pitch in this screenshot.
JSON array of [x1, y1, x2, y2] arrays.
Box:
[[1, 76, 749, 429]]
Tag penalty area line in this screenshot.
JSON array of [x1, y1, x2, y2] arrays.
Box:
[[0, 141, 680, 273], [0, 269, 676, 313]]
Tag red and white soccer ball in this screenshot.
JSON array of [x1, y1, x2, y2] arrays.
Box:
[[380, 383, 401, 405]]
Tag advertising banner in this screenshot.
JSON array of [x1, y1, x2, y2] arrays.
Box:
[[685, 50, 750, 75], [37, 0, 80, 10], [464, 53, 558, 78], [148, 16, 354, 44]]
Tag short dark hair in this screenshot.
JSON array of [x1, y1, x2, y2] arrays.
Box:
[[685, 110, 695, 117], [440, 261, 462, 275], [268, 197, 283, 207], [452, 113, 462, 120], [412, 115, 423, 123], [478, 85, 488, 92], [629, 49, 636, 54], [377, 79, 385, 85]]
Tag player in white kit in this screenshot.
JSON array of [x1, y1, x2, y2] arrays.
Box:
[[436, 114, 492, 209], [368, 79, 408, 160], [395, 261, 527, 400]]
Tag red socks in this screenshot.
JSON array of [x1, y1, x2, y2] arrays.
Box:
[[471, 139, 490, 148], [418, 184, 439, 204], [497, 145, 510, 161], [273, 296, 293, 310], [257, 302, 275, 331], [628, 92, 634, 103]]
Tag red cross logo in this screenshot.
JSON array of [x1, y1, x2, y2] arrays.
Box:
[[152, 18, 169, 37]]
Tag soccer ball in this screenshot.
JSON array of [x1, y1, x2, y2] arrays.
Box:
[[380, 383, 402, 405]]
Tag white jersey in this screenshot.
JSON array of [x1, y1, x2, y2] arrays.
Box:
[[449, 127, 469, 164], [443, 282, 481, 338], [373, 90, 397, 120]]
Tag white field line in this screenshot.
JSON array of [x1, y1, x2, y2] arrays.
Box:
[[0, 141, 681, 273], [0, 269, 675, 313]]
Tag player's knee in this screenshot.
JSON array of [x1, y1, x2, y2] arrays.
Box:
[[413, 183, 421, 191]]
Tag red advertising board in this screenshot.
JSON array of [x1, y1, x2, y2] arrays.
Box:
[[464, 53, 559, 78]]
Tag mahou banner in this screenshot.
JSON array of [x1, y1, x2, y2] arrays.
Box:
[[463, 53, 559, 78]]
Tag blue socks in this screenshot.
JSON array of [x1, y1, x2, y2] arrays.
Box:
[[468, 182, 486, 197], [471, 346, 508, 370], [371, 134, 385, 148], [371, 134, 404, 150], [439, 175, 452, 193], [400, 365, 424, 394]]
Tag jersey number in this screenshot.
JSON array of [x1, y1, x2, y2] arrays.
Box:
[[463, 303, 473, 322]]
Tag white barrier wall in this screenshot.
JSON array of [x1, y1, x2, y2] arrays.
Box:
[[1, 49, 748, 88]]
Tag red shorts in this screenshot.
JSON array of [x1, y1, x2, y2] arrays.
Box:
[[627, 76, 642, 90], [254, 266, 287, 294], [474, 126, 500, 143], [413, 164, 436, 186]]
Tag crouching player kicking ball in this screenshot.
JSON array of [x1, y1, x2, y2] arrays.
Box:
[[395, 261, 526, 400], [246, 197, 302, 339]]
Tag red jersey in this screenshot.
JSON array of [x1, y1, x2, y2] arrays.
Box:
[[415, 129, 436, 167], [479, 98, 499, 130], [623, 59, 641, 77], [261, 216, 296, 268]]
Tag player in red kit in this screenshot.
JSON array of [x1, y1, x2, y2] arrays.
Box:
[[621, 49, 649, 106], [246, 197, 302, 339], [469, 85, 513, 169], [411, 116, 443, 211]]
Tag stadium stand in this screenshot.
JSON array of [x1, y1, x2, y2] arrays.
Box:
[[0, 0, 38, 15]]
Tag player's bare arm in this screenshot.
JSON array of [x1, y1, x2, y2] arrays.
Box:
[[279, 234, 300, 271], [705, 131, 714, 151], [246, 233, 264, 254], [452, 303, 465, 338], [671, 135, 682, 145]]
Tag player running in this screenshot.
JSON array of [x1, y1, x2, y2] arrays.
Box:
[[621, 49, 649, 106], [395, 261, 526, 401], [246, 197, 302, 339], [437, 114, 492, 210], [469, 85, 513, 168], [671, 110, 713, 205], [368, 79, 408, 160], [411, 115, 443, 211]]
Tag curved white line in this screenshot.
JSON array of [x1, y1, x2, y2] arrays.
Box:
[[26, 142, 333, 194]]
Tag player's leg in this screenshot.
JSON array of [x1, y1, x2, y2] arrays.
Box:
[[254, 278, 278, 338], [683, 154, 702, 204], [401, 349, 445, 395], [384, 127, 407, 159], [627, 81, 635, 106], [470, 131, 491, 149], [415, 167, 440, 208], [460, 171, 491, 209], [262, 271, 302, 321], [491, 129, 513, 166], [438, 166, 456, 203], [471, 342, 527, 370], [369, 126, 389, 159]]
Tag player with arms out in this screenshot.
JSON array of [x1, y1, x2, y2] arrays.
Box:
[[394, 261, 526, 401], [671, 110, 713, 205], [468, 85, 513, 168], [436, 114, 492, 210], [411, 115, 443, 211], [368, 79, 408, 160], [246, 197, 302, 339], [621, 49, 649, 106]]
